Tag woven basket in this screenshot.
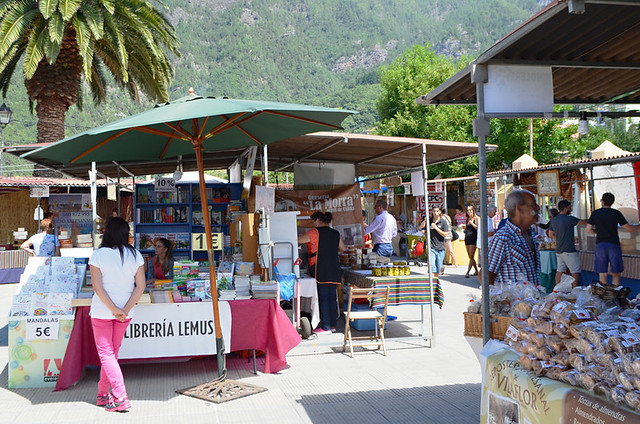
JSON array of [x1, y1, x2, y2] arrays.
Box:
[[463, 312, 513, 340]]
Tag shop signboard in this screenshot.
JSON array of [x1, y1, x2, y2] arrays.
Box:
[[482, 347, 640, 423], [275, 183, 363, 246], [8, 316, 74, 388], [30, 186, 49, 198], [118, 302, 232, 359]]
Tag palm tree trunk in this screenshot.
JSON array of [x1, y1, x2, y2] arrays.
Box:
[[27, 30, 81, 177]]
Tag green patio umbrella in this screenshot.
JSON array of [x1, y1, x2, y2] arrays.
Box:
[[23, 95, 354, 396]]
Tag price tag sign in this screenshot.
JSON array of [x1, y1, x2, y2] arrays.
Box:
[[25, 317, 60, 340], [154, 177, 176, 193], [30, 186, 50, 198], [192, 233, 223, 251]]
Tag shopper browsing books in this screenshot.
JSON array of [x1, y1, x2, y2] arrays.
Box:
[[20, 218, 60, 257], [89, 217, 146, 412], [145, 237, 175, 285]]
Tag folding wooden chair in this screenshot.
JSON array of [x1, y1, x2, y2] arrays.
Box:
[[342, 286, 390, 358]]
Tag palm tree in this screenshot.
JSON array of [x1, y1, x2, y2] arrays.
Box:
[[0, 0, 180, 168]]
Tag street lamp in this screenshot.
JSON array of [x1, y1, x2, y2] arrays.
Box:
[[0, 102, 13, 176]]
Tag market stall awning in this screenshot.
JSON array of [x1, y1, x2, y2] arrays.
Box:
[[417, 0, 640, 108], [5, 132, 496, 179]]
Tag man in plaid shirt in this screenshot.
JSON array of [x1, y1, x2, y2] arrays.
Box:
[[488, 190, 541, 285]]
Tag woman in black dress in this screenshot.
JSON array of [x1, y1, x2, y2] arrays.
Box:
[[298, 211, 346, 334], [464, 205, 479, 278]]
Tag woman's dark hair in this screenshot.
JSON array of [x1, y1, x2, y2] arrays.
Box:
[[101, 217, 136, 263], [156, 237, 174, 274], [310, 211, 324, 221], [310, 211, 333, 224]]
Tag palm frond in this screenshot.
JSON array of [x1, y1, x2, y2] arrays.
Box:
[[73, 15, 93, 81], [0, 3, 38, 57], [58, 0, 81, 21], [96, 0, 114, 15], [23, 26, 46, 78], [88, 57, 107, 102], [47, 10, 64, 43], [38, 0, 59, 20], [43, 36, 60, 65], [77, 3, 103, 39], [0, 42, 24, 96]]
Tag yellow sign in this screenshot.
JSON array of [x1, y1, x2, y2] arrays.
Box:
[[191, 233, 223, 251]]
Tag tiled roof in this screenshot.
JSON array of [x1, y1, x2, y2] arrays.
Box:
[[0, 176, 134, 187]]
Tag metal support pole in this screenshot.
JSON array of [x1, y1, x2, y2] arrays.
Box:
[[472, 64, 492, 345], [0, 125, 5, 176], [117, 165, 121, 216], [422, 144, 435, 346], [263, 145, 269, 185]]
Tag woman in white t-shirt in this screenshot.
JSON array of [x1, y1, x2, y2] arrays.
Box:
[[89, 217, 145, 412]]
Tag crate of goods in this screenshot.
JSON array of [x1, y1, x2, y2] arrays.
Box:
[[345, 302, 388, 331], [463, 312, 512, 340]]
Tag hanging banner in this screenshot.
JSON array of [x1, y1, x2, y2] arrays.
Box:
[[275, 184, 363, 246], [416, 183, 446, 213]]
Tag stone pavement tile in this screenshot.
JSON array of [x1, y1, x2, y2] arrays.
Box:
[[300, 401, 390, 424]]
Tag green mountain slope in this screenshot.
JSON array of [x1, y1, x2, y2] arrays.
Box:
[[2, 0, 549, 174]]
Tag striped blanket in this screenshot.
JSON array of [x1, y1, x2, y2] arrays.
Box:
[[0, 250, 29, 269], [343, 269, 444, 309]]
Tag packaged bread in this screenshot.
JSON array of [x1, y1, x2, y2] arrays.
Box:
[[575, 371, 597, 391], [625, 390, 640, 410], [544, 335, 565, 353], [543, 365, 565, 380], [551, 351, 571, 367], [593, 382, 613, 401], [564, 338, 581, 353], [559, 369, 579, 386], [513, 300, 532, 319], [534, 346, 554, 361], [618, 372, 636, 391], [611, 385, 628, 405], [553, 322, 571, 339], [569, 353, 588, 372], [519, 354, 538, 371], [570, 309, 594, 324], [526, 317, 553, 335]]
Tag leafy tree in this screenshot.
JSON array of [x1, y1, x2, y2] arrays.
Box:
[[0, 0, 180, 149]]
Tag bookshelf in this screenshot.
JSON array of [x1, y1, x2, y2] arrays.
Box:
[[134, 182, 244, 261]]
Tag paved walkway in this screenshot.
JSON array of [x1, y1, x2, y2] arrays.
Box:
[[0, 264, 484, 423]]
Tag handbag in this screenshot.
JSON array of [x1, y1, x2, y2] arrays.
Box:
[[451, 229, 459, 241]]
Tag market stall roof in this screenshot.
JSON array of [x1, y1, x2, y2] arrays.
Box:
[[417, 0, 640, 108], [4, 132, 497, 179], [0, 175, 133, 187]]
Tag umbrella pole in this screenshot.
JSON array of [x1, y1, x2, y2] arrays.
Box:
[[177, 142, 267, 403], [194, 143, 225, 376]]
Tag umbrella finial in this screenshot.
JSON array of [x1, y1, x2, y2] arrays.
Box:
[[189, 87, 196, 97]]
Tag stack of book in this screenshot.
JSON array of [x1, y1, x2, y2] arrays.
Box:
[[251, 280, 278, 299], [219, 289, 236, 301], [76, 233, 93, 248], [234, 275, 251, 299]]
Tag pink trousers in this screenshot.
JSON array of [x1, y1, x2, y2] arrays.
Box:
[[91, 318, 131, 399]]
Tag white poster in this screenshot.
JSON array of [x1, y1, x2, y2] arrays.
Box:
[[255, 185, 275, 214], [484, 65, 554, 114], [118, 302, 232, 359]]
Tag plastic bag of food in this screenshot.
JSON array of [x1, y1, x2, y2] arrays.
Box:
[[525, 317, 553, 335], [618, 371, 636, 391], [467, 298, 481, 313], [559, 369, 579, 386], [611, 385, 628, 404], [625, 390, 640, 410], [545, 334, 565, 353], [569, 353, 588, 372], [553, 322, 571, 339], [512, 300, 532, 319], [575, 371, 597, 391]]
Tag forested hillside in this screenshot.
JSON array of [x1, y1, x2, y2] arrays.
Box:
[[2, 0, 550, 174]]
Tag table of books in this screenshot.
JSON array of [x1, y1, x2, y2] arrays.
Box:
[[54, 298, 301, 391], [342, 268, 444, 309], [482, 344, 640, 423], [0, 249, 29, 284]]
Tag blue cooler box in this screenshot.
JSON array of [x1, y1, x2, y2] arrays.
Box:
[[344, 302, 388, 331]]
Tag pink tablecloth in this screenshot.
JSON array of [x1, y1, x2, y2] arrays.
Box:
[[55, 299, 301, 391]]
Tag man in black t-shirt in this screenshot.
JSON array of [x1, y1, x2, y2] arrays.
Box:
[[428, 206, 450, 277], [587, 192, 640, 286]]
